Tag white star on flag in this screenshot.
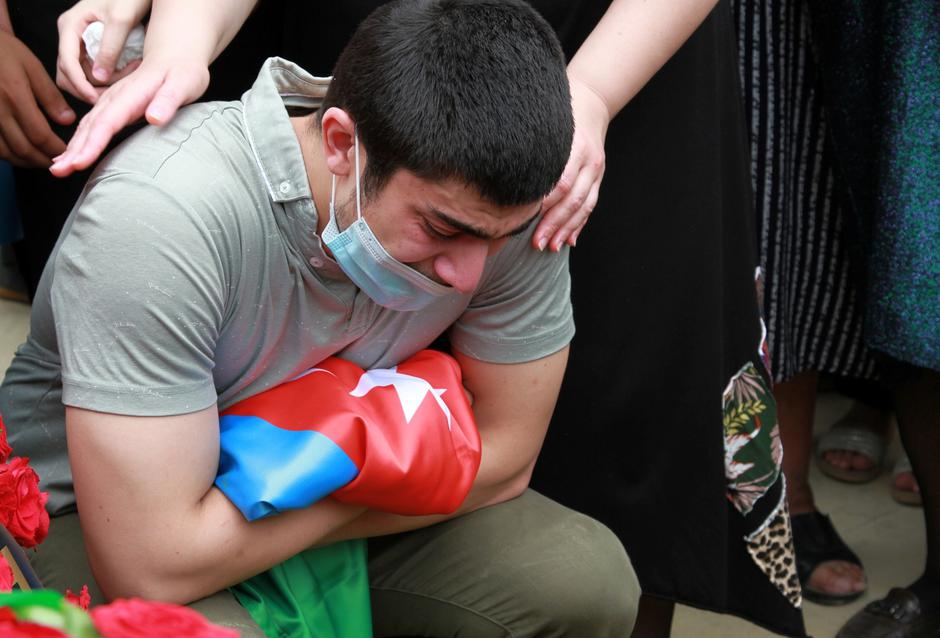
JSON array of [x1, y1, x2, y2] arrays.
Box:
[[349, 367, 452, 429]]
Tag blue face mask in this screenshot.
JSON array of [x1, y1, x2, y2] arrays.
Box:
[[321, 131, 454, 312]]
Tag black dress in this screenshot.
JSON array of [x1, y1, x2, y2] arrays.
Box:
[[527, 2, 807, 636]]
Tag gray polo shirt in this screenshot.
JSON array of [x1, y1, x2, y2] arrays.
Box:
[[0, 58, 574, 516]]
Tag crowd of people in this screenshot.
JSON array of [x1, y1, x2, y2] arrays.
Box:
[[0, 1, 936, 637]]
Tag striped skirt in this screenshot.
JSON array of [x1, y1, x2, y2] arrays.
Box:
[[733, 0, 877, 382]]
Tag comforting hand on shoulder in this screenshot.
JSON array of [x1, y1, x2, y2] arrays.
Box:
[[49, 51, 209, 177], [534, 76, 611, 252]]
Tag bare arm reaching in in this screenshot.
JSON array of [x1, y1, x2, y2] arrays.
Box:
[[534, 0, 720, 252]]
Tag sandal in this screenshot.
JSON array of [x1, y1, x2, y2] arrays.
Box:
[[791, 511, 867, 605], [892, 453, 923, 507], [816, 407, 888, 484]]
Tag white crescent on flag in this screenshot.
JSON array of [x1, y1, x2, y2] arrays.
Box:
[[349, 366, 453, 429]]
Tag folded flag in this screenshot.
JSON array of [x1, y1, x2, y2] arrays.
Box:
[[215, 350, 481, 521]]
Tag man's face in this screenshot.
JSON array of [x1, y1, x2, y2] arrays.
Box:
[[333, 169, 542, 294]]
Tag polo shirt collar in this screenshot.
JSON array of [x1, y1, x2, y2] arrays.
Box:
[[242, 57, 331, 204]]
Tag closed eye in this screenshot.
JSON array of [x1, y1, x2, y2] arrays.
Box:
[[423, 220, 459, 240]]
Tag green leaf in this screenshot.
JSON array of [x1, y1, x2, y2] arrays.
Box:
[[0, 589, 102, 638]]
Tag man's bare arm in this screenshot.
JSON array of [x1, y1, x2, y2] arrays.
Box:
[[67, 404, 366, 604], [68, 347, 567, 603]]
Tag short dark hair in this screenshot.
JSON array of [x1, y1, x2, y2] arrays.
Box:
[[319, 0, 573, 207]]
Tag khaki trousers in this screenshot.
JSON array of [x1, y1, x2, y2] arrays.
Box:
[[34, 490, 640, 637]]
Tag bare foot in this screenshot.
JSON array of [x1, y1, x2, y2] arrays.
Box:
[[894, 470, 920, 496], [822, 448, 876, 472], [806, 560, 867, 599]]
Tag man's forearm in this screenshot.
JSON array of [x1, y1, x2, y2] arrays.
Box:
[[86, 437, 524, 603], [317, 434, 536, 546], [83, 481, 366, 603], [67, 406, 371, 604]]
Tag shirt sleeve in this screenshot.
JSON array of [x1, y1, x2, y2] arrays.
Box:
[[51, 171, 227, 416], [449, 229, 575, 364]]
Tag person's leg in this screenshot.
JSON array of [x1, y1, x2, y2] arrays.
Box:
[[891, 367, 940, 605], [777, 371, 866, 601], [630, 595, 675, 638], [32, 512, 264, 637], [368, 489, 640, 638], [777, 371, 819, 514], [837, 364, 940, 637]]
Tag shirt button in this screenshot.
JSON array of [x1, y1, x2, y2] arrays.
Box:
[[278, 181, 291, 194], [309, 257, 323, 268]]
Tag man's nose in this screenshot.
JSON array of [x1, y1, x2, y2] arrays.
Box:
[[433, 237, 490, 293]]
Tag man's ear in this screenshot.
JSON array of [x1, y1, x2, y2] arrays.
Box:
[[320, 107, 357, 177]]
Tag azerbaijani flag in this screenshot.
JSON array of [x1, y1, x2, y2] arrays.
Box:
[[215, 349, 481, 521], [219, 350, 481, 637]]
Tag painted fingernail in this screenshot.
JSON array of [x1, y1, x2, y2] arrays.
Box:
[[92, 65, 109, 82], [537, 237, 547, 251]]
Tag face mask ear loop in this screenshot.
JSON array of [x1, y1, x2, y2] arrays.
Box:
[[354, 127, 363, 222], [330, 173, 337, 214]]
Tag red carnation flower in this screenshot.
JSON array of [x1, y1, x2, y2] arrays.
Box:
[[0, 457, 50, 548], [91, 598, 238, 638], [0, 558, 13, 592], [0, 617, 69, 637], [65, 585, 91, 610], [0, 416, 12, 464]]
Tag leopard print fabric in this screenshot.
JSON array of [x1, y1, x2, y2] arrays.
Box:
[[745, 496, 802, 607]]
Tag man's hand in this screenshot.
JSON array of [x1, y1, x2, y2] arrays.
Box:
[[55, 0, 151, 103], [0, 30, 75, 167], [533, 77, 610, 253], [49, 54, 209, 177]]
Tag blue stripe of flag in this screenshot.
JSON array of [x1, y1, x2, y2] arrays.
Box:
[[216, 415, 360, 521]]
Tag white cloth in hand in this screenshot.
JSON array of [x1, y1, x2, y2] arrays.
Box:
[[81, 20, 146, 70]]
